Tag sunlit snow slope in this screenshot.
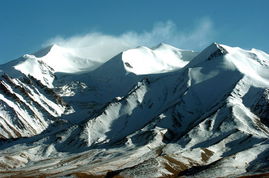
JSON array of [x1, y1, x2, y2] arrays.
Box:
[[0, 42, 269, 178], [122, 43, 197, 74]]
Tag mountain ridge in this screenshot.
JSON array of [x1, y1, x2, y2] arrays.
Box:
[[0, 42, 269, 177]]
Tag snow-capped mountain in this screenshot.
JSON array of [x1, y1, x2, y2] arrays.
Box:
[[0, 42, 269, 177]]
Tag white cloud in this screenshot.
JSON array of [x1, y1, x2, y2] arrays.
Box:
[[45, 18, 215, 63]]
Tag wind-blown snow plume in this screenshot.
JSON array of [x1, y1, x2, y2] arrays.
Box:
[[44, 18, 215, 63]]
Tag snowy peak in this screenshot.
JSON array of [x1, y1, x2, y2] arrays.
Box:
[[5, 44, 100, 87], [188, 42, 228, 66], [122, 43, 198, 75], [206, 42, 228, 59], [34, 44, 101, 74], [186, 42, 269, 86]]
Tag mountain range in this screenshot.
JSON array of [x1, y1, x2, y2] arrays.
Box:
[[0, 42, 269, 177]]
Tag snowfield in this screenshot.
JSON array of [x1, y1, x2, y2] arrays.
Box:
[[0, 42, 269, 177]]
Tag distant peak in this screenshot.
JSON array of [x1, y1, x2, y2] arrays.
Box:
[[211, 43, 228, 57], [203, 42, 228, 60]]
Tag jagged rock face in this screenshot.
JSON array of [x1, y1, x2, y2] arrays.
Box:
[[0, 73, 72, 139], [0, 43, 269, 177]]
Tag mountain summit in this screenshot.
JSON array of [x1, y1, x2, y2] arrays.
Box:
[[0, 43, 269, 177]]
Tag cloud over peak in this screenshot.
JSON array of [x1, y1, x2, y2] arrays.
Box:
[[45, 18, 215, 63]]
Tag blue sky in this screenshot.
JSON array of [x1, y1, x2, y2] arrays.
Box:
[[0, 0, 268, 64]]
